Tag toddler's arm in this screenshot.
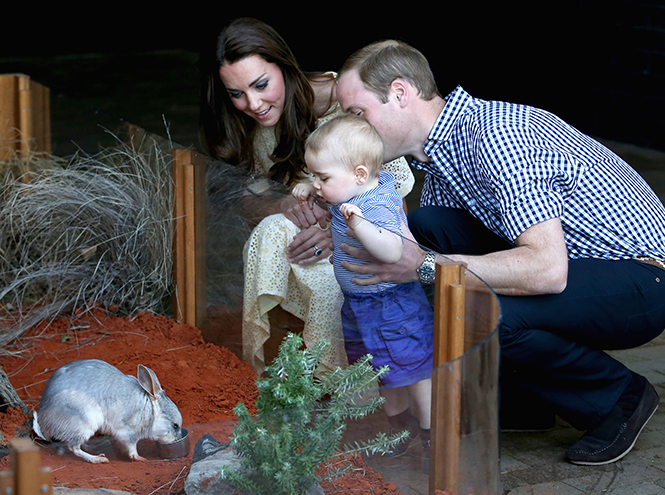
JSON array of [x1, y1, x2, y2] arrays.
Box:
[[340, 203, 403, 263]]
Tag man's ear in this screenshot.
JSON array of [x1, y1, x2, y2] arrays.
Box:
[[390, 79, 409, 108], [355, 164, 370, 185]]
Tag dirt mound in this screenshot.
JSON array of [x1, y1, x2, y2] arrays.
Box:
[[0, 311, 401, 494]]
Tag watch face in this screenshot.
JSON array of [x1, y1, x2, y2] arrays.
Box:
[[418, 255, 436, 282], [420, 265, 435, 282]]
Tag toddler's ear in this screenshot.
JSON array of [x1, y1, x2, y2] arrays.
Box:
[[355, 164, 369, 185]]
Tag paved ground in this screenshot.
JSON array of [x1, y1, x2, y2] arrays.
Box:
[[500, 332, 665, 495], [2, 50, 665, 495]]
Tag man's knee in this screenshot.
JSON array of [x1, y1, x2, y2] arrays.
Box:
[[407, 206, 511, 255], [407, 207, 436, 241]]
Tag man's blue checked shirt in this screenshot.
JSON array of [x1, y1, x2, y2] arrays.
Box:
[[411, 86, 665, 260]]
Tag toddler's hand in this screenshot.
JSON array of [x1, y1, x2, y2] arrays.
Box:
[[340, 203, 362, 228], [292, 183, 313, 204]]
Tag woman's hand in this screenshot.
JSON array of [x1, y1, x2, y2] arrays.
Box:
[[286, 225, 333, 265]]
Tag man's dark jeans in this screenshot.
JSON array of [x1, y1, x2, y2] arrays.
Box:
[[409, 206, 665, 429]]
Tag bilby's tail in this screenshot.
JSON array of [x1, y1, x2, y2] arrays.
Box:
[[32, 411, 46, 440]]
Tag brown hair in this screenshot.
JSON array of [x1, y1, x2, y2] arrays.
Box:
[[340, 39, 440, 103], [200, 18, 316, 185]]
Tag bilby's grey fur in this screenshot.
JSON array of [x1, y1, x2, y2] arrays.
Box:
[[33, 359, 182, 463]]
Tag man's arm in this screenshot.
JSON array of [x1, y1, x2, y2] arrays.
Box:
[[340, 217, 568, 296]]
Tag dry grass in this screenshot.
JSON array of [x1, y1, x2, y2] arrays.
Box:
[[0, 132, 174, 347], [0, 150, 67, 191]]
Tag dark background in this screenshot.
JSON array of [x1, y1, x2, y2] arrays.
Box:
[[1, 1, 664, 152]]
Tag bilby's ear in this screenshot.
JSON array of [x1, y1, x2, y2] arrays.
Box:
[[137, 364, 163, 400], [354, 164, 369, 185]]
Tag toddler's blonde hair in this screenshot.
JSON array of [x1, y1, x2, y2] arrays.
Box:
[[305, 115, 383, 176]]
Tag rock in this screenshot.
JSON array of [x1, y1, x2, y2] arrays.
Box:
[[185, 447, 243, 495], [185, 435, 324, 495], [191, 433, 230, 464]]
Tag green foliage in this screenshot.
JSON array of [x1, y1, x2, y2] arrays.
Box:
[[218, 333, 409, 495]]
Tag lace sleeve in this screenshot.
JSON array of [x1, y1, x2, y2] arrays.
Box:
[[382, 157, 415, 198]]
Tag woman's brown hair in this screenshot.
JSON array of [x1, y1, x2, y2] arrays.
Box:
[[200, 18, 316, 186]]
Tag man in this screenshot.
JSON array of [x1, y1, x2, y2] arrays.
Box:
[[334, 39, 665, 465]]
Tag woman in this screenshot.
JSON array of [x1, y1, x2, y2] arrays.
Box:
[[201, 18, 414, 375]]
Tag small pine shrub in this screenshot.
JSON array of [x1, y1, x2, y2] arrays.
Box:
[[219, 333, 408, 495]]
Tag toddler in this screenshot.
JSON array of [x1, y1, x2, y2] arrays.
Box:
[[293, 114, 434, 469]]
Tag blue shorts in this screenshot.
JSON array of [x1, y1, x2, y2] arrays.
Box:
[[341, 282, 434, 388]]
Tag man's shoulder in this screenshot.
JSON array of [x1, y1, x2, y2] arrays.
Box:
[[466, 98, 530, 127]]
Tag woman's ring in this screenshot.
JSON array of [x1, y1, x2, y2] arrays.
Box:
[[311, 246, 323, 256]]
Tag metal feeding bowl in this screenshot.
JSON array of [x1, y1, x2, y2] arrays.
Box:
[[157, 427, 191, 459]]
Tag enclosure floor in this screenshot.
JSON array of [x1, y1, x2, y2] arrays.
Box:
[[200, 305, 303, 372]]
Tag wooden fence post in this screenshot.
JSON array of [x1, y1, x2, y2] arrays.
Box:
[[0, 438, 52, 495], [430, 261, 467, 495], [172, 148, 207, 328], [0, 74, 51, 163]]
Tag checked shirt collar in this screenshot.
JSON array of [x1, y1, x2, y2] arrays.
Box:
[[422, 85, 473, 160]]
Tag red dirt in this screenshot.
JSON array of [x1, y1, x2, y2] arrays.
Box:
[[0, 311, 403, 494]]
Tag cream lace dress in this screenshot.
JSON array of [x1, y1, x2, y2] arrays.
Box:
[[242, 103, 415, 375]]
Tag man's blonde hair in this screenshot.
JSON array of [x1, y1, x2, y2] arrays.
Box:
[[340, 39, 440, 103], [305, 115, 383, 175]]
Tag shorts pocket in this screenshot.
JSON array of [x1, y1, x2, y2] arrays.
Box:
[[381, 323, 431, 367]]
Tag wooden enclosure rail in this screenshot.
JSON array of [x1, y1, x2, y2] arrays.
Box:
[[429, 261, 500, 494], [430, 261, 466, 494]]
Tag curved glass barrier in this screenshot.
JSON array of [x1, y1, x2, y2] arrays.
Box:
[[202, 156, 501, 494]]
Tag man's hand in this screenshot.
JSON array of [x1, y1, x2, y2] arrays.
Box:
[[340, 236, 424, 285]]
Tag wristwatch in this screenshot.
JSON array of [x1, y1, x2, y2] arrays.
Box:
[[417, 252, 437, 284]]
